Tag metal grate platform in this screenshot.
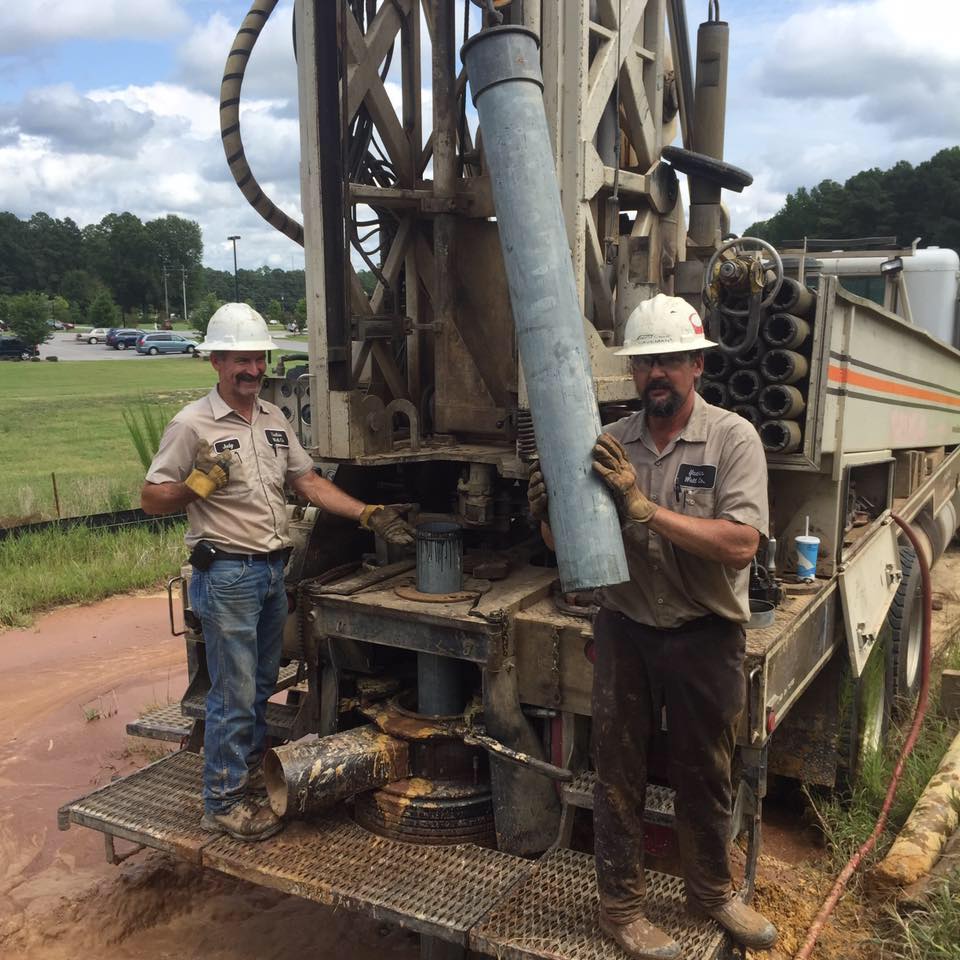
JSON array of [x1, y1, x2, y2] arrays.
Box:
[[58, 751, 210, 863], [470, 847, 726, 960], [563, 772, 675, 826], [126, 702, 192, 742], [181, 694, 298, 739], [203, 817, 533, 945]]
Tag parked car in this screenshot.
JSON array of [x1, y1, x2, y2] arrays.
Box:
[[76, 327, 109, 344], [107, 328, 145, 350], [136, 332, 199, 356], [0, 337, 39, 361], [48, 319, 65, 330]]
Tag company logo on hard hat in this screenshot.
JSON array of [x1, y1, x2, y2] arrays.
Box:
[[688, 312, 703, 335]]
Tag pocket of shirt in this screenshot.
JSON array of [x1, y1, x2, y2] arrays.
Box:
[[680, 488, 716, 518]]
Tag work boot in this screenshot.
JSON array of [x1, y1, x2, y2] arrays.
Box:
[[200, 797, 284, 842], [599, 907, 681, 960], [688, 895, 777, 951]]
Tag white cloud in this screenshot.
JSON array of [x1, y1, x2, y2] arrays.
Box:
[[0, 1, 190, 53]]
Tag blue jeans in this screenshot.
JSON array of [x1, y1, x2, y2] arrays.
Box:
[[189, 556, 287, 815]]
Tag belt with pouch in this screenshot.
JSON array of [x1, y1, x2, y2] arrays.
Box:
[[214, 547, 291, 563]]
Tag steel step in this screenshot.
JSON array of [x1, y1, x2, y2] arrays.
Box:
[[127, 662, 303, 743], [563, 771, 676, 826], [59, 752, 726, 959], [470, 845, 726, 960], [126, 702, 192, 742]]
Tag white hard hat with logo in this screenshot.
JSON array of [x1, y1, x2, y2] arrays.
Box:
[[198, 303, 278, 352], [616, 293, 717, 356]]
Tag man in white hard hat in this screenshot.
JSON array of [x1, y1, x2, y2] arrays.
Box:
[[142, 303, 413, 842], [528, 294, 776, 957]]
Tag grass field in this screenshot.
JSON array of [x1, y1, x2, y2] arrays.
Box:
[[0, 359, 215, 523], [0, 523, 188, 628]]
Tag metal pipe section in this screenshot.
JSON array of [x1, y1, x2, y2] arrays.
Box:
[[415, 522, 467, 715], [264, 725, 409, 817], [463, 26, 628, 592]]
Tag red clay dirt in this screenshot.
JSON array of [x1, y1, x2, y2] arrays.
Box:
[[1, 549, 958, 960]]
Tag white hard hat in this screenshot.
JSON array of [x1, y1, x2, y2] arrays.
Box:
[[198, 303, 278, 352], [616, 294, 717, 356]]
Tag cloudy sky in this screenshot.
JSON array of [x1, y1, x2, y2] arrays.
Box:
[[0, 0, 957, 273]]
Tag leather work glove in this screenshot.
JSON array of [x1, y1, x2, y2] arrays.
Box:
[[185, 441, 235, 500], [592, 433, 657, 524], [360, 504, 415, 546], [526, 460, 549, 524]]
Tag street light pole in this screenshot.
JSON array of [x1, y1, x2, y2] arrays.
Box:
[[228, 235, 241, 301]]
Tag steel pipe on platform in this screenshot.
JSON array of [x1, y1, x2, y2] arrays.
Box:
[[462, 26, 628, 592]]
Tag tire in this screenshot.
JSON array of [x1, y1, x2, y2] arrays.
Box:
[[185, 345, 195, 354], [148, 347, 159, 356], [88, 337, 98, 344], [119, 342, 128, 350], [20, 351, 31, 361], [838, 639, 890, 788], [887, 546, 923, 714]]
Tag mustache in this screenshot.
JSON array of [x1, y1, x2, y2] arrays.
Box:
[[237, 374, 263, 383]]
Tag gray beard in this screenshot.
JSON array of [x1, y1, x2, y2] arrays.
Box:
[[643, 382, 683, 417]]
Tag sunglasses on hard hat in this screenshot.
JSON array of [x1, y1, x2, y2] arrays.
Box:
[[630, 352, 692, 371]]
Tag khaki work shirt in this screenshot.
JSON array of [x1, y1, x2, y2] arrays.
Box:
[[599, 393, 768, 627], [146, 387, 315, 553]]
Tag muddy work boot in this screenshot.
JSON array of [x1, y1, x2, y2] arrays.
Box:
[[689, 895, 777, 951], [201, 797, 284, 842], [599, 908, 680, 960]]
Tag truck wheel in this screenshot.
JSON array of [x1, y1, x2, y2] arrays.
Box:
[[887, 545, 922, 714], [838, 640, 890, 788]]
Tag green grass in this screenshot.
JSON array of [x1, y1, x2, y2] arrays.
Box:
[[0, 359, 214, 523], [882, 872, 960, 959], [0, 522, 188, 628]]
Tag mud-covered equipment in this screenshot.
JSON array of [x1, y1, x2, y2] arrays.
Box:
[[197, 303, 278, 353], [616, 294, 718, 357]]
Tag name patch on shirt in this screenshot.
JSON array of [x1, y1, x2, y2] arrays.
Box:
[[214, 437, 241, 453], [264, 428, 289, 449], [675, 463, 717, 489]]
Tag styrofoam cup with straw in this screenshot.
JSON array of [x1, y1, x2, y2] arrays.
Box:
[[795, 515, 819, 582]]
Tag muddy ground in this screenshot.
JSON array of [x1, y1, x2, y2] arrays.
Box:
[[1, 550, 958, 960]]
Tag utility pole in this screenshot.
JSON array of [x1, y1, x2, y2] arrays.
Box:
[[180, 267, 188, 325], [161, 260, 170, 325], [228, 235, 241, 301]]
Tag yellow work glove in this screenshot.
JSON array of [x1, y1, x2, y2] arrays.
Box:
[[184, 441, 235, 500], [592, 433, 657, 523], [526, 460, 549, 523], [360, 504, 415, 546]]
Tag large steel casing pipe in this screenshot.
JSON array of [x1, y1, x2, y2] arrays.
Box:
[[462, 27, 628, 591], [689, 16, 729, 205], [264, 725, 409, 817]]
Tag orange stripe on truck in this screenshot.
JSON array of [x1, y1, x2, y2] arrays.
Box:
[[828, 364, 960, 408]]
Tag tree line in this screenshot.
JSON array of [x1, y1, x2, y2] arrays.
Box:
[[746, 147, 960, 251]]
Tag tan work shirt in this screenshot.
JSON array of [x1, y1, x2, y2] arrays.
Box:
[[146, 386, 315, 553], [599, 393, 768, 627]]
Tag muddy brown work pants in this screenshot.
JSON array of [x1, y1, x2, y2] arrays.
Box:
[[592, 607, 746, 919]]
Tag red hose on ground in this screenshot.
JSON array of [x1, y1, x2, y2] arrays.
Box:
[[793, 514, 933, 960]]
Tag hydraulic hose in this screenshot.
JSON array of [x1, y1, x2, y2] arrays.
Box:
[[794, 513, 932, 959], [220, 0, 305, 246]]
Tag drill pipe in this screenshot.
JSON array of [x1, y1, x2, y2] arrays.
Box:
[[761, 348, 809, 385], [463, 26, 628, 591], [762, 312, 811, 350], [758, 383, 806, 419], [760, 419, 803, 454], [771, 277, 816, 319], [700, 380, 730, 408]]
